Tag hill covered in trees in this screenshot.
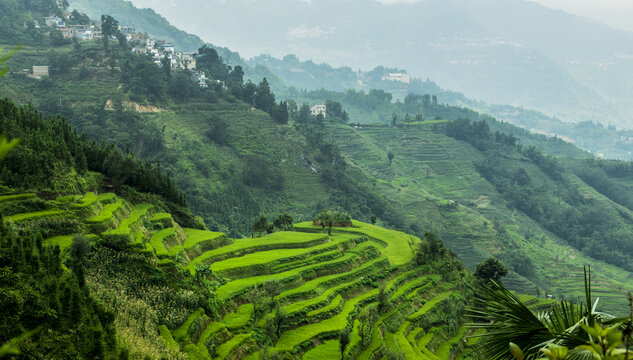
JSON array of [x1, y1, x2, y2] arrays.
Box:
[[0, 96, 486, 359]]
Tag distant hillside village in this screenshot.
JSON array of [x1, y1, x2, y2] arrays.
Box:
[[25, 0, 210, 88]]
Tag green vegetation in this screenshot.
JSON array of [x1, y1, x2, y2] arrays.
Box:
[[8, 209, 67, 222], [470, 270, 633, 360], [5, 2, 633, 359], [222, 303, 254, 330], [302, 340, 341, 360]]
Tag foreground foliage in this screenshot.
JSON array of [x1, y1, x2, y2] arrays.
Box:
[[469, 267, 633, 360]]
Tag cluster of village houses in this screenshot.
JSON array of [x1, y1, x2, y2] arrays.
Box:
[[31, 10, 208, 88], [31, 4, 329, 109]]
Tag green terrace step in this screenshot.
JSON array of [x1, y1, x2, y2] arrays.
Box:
[[102, 204, 153, 242], [278, 251, 389, 304], [185, 231, 330, 274], [294, 220, 419, 266], [0, 193, 36, 203], [208, 234, 359, 278], [302, 340, 341, 360], [215, 251, 361, 302], [357, 324, 384, 360], [416, 328, 441, 360], [275, 289, 379, 352], [216, 333, 251, 360], [434, 326, 468, 359], [307, 294, 343, 318], [407, 291, 454, 321], [8, 210, 68, 222], [222, 303, 254, 331], [181, 228, 228, 259]]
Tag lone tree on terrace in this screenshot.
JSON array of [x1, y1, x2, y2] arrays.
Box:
[[474, 257, 508, 284]]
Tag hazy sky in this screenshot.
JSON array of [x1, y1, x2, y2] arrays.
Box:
[[529, 0, 633, 32], [377, 0, 633, 32]]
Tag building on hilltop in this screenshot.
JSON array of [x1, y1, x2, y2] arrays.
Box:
[[176, 52, 197, 70], [45, 16, 65, 28], [191, 71, 208, 89], [71, 25, 101, 40], [310, 104, 327, 117], [58, 27, 74, 38], [382, 72, 411, 84]]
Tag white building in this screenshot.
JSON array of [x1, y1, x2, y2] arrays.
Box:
[[191, 71, 208, 89], [382, 73, 411, 84], [45, 16, 65, 28], [310, 104, 327, 117], [175, 52, 196, 70], [31, 66, 49, 79]]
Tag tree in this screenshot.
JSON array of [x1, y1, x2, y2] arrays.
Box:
[[416, 232, 447, 265], [252, 215, 269, 237], [263, 280, 280, 302], [68, 234, 91, 288], [340, 328, 350, 356], [273, 212, 293, 231], [474, 257, 508, 284], [370, 215, 377, 225], [196, 45, 229, 82], [100, 15, 120, 52], [271, 101, 289, 124], [388, 151, 395, 165], [195, 262, 213, 289], [377, 285, 388, 313], [255, 78, 276, 114], [323, 212, 336, 236], [227, 65, 244, 88], [316, 210, 328, 232], [273, 303, 286, 339], [161, 56, 171, 78]]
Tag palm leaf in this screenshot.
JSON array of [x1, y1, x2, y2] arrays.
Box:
[[467, 266, 604, 359]]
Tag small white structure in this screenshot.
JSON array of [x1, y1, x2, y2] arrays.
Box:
[[31, 66, 49, 79], [382, 73, 411, 84], [310, 104, 327, 117], [45, 16, 65, 28], [73, 25, 99, 40], [191, 71, 208, 89]]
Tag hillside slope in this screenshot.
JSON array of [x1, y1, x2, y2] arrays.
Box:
[[324, 121, 633, 314], [3, 185, 484, 359]]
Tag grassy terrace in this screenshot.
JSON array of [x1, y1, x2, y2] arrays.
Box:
[[87, 198, 125, 223], [185, 231, 329, 274], [8, 191, 479, 359], [8, 210, 68, 222], [294, 220, 419, 265], [215, 251, 360, 302], [102, 204, 153, 237], [150, 227, 178, 259], [208, 234, 355, 275], [0, 193, 36, 203], [275, 288, 379, 351]]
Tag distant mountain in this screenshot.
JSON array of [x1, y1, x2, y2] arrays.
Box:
[[121, 0, 633, 128]]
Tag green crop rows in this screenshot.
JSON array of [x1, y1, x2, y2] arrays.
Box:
[[13, 191, 477, 359]]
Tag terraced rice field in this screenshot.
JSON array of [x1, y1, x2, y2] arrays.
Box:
[[5, 191, 473, 359]]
